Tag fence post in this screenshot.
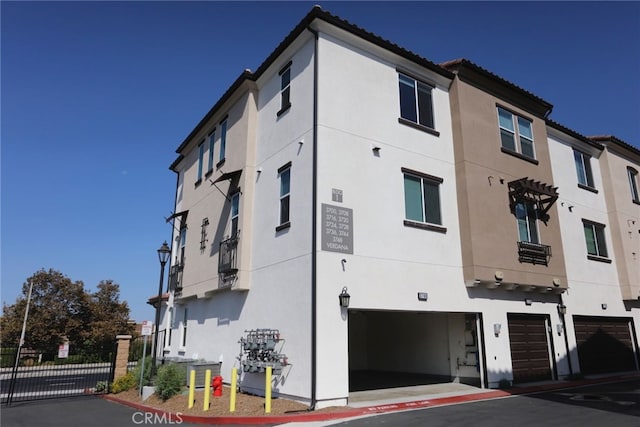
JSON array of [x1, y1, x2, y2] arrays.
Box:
[[114, 335, 132, 380]]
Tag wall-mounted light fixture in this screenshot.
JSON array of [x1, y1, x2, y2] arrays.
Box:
[[524, 298, 533, 306], [338, 287, 350, 308], [493, 323, 501, 337], [556, 324, 563, 336], [372, 145, 381, 155], [557, 304, 567, 315], [601, 303, 607, 310], [417, 292, 428, 301]]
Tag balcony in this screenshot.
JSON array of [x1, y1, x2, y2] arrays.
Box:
[[518, 241, 551, 266], [168, 263, 184, 293], [219, 235, 239, 275]]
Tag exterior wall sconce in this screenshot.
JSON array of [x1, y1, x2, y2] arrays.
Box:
[[371, 145, 381, 154], [338, 287, 350, 308], [557, 304, 567, 315], [601, 303, 607, 310], [493, 323, 501, 337], [524, 298, 533, 306], [556, 324, 563, 336]]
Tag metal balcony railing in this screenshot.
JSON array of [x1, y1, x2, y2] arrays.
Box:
[[518, 241, 552, 266], [168, 263, 184, 293], [218, 235, 239, 275]]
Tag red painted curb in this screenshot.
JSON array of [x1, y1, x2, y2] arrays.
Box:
[[102, 373, 640, 425]]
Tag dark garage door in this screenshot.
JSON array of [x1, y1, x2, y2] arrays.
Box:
[[508, 314, 552, 383], [573, 316, 637, 375]]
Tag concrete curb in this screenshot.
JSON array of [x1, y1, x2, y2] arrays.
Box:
[[102, 373, 640, 425]]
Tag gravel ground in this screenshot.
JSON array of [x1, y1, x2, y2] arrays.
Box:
[[111, 386, 346, 417]]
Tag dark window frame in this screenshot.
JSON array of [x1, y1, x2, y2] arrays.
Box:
[[397, 71, 436, 132], [582, 218, 609, 260], [401, 167, 445, 231]]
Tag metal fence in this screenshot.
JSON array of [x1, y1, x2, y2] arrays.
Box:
[[1, 345, 116, 405]]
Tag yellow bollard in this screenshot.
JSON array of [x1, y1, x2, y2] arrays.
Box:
[[265, 366, 272, 414], [230, 367, 237, 412], [188, 369, 196, 409], [203, 369, 211, 411]]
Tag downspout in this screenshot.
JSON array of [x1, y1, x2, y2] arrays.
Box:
[[307, 23, 319, 411], [558, 293, 573, 376]]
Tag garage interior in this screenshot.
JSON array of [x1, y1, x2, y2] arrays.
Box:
[[348, 310, 482, 392]]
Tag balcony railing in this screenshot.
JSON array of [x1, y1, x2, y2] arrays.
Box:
[[518, 241, 551, 266], [219, 235, 239, 275], [168, 263, 184, 293]]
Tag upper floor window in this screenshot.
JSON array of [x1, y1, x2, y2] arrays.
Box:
[[230, 192, 239, 237], [278, 163, 291, 228], [207, 131, 215, 174], [628, 167, 639, 203], [219, 119, 227, 165], [402, 168, 444, 232], [196, 141, 205, 184], [398, 73, 435, 130], [497, 107, 535, 160], [277, 61, 291, 116], [515, 201, 539, 244], [178, 225, 187, 265], [573, 149, 595, 190], [583, 219, 608, 260]]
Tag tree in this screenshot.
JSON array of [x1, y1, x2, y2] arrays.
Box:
[[1, 269, 89, 358], [82, 280, 134, 359], [1, 269, 133, 361]]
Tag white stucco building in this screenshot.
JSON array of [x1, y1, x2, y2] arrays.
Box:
[[155, 6, 640, 408]]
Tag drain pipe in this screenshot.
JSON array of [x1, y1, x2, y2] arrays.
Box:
[[307, 23, 319, 411], [558, 293, 573, 376]]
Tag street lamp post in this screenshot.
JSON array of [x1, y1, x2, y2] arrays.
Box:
[[152, 241, 171, 377]]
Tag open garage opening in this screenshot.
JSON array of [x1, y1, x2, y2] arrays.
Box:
[[348, 310, 483, 392]]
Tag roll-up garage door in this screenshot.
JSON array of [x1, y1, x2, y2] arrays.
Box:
[[573, 316, 637, 375], [508, 314, 553, 383]]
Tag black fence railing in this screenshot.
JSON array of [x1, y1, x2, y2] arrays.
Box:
[[518, 241, 552, 266], [219, 235, 239, 275], [1, 345, 116, 405]]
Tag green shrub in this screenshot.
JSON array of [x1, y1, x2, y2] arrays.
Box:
[[154, 363, 186, 401], [130, 356, 153, 387], [95, 381, 111, 393], [111, 371, 136, 393]]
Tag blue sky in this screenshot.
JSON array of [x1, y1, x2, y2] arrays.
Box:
[[2, 1, 639, 322]]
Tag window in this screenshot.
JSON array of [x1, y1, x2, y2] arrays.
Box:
[[165, 308, 173, 348], [515, 201, 539, 244], [573, 150, 595, 189], [278, 61, 291, 116], [497, 107, 535, 160], [398, 73, 434, 130], [207, 131, 215, 174], [196, 141, 205, 183], [181, 308, 188, 348], [583, 219, 608, 259], [219, 119, 227, 164], [278, 163, 291, 227], [178, 225, 187, 265], [230, 192, 239, 237], [403, 169, 443, 230], [628, 167, 639, 203]]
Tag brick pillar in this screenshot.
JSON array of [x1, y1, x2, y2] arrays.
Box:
[[114, 335, 132, 380]]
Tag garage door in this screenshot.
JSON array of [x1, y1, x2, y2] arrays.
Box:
[[573, 316, 637, 375], [508, 314, 553, 383]]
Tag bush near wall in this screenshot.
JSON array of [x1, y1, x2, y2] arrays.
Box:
[[154, 363, 186, 401]]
